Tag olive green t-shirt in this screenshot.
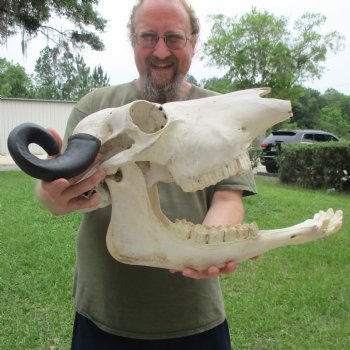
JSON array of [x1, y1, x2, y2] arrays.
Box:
[[64, 81, 257, 339]]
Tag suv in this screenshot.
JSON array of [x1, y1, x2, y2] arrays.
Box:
[[260, 130, 339, 173]]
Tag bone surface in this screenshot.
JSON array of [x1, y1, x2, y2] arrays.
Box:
[[70, 88, 343, 270], [105, 162, 343, 270], [74, 87, 292, 193]]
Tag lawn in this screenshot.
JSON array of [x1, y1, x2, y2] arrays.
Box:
[[0, 171, 349, 349]]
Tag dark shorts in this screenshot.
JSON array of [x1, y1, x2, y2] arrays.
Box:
[[71, 313, 231, 350]]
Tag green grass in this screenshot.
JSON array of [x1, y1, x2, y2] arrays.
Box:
[[0, 171, 80, 349], [225, 176, 350, 349], [0, 172, 349, 349]]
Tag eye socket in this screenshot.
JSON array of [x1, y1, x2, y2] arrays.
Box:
[[138, 32, 158, 45]]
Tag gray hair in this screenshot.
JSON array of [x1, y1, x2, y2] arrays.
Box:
[[127, 0, 200, 42]]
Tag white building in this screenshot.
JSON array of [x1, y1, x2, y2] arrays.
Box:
[[0, 97, 75, 155]]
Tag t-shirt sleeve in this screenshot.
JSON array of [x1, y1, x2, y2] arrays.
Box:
[[214, 168, 257, 197], [62, 91, 95, 150]]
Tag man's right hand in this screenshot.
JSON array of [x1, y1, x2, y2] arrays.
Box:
[[35, 128, 106, 215]]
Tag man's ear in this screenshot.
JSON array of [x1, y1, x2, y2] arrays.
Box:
[[191, 34, 199, 54]]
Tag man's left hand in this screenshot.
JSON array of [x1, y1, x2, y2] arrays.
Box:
[[170, 261, 238, 280]]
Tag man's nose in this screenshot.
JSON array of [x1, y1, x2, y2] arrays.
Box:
[[152, 38, 171, 59]]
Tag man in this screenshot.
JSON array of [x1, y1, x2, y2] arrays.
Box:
[[36, 0, 257, 349]]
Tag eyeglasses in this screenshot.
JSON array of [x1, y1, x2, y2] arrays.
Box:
[[134, 32, 192, 50]]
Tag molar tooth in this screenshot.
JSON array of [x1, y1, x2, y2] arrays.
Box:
[[191, 226, 210, 244], [224, 226, 239, 242], [173, 220, 260, 243], [207, 227, 224, 244], [239, 224, 251, 239], [249, 222, 259, 238], [174, 219, 193, 239]]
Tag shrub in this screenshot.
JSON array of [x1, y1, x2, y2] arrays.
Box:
[[248, 146, 263, 170], [278, 142, 350, 192]]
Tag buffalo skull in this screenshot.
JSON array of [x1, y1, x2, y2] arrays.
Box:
[[8, 88, 343, 270]]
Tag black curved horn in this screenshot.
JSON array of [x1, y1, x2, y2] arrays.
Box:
[[7, 123, 101, 182]]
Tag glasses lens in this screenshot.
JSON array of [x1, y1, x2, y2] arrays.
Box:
[[136, 32, 158, 48], [165, 34, 187, 49], [135, 32, 188, 49]]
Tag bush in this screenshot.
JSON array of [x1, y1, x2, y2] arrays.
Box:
[[278, 142, 350, 192], [248, 146, 263, 170]]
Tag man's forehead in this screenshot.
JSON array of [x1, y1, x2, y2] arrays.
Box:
[[134, 0, 191, 32]]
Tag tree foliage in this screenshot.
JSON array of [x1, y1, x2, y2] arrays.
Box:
[[0, 57, 33, 97], [0, 0, 106, 52], [317, 89, 350, 139], [201, 76, 235, 94], [202, 8, 345, 96], [291, 87, 321, 129], [33, 46, 109, 100], [316, 106, 349, 139]]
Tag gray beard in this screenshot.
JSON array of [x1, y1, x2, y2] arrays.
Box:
[[140, 71, 184, 104]]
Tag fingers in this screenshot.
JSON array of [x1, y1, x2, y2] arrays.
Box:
[[65, 153, 104, 185], [36, 128, 106, 215], [47, 128, 63, 153], [62, 169, 106, 201], [66, 190, 103, 212], [41, 168, 106, 214], [171, 261, 238, 280], [220, 261, 238, 274]]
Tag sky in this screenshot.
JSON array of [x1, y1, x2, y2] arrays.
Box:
[[1, 0, 350, 95]]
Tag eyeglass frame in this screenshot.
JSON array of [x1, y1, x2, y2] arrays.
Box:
[[133, 31, 193, 50]]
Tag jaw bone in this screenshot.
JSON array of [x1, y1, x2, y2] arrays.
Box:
[[105, 162, 343, 270]]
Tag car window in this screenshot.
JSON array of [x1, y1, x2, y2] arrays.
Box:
[[302, 134, 314, 143], [323, 134, 338, 142], [314, 134, 326, 142], [262, 130, 339, 145], [263, 131, 298, 144]]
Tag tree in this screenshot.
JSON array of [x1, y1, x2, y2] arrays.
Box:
[[0, 57, 33, 97], [317, 89, 350, 140], [0, 0, 106, 52], [201, 76, 235, 94], [60, 53, 92, 100], [316, 106, 349, 139], [291, 87, 322, 129], [91, 65, 110, 88], [33, 47, 61, 99], [202, 8, 345, 97], [320, 89, 350, 123], [33, 46, 110, 100]]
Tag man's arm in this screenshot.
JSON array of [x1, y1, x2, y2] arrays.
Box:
[[203, 189, 244, 227]]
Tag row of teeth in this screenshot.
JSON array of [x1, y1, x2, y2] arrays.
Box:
[[179, 152, 251, 192], [153, 62, 171, 68], [173, 219, 259, 244]]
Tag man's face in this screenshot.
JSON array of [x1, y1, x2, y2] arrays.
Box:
[[132, 0, 197, 98]]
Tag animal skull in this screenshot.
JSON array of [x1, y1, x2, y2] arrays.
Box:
[[7, 88, 343, 270], [72, 87, 342, 269], [75, 88, 290, 193]]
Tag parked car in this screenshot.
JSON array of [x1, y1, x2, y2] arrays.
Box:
[[260, 130, 340, 173]]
